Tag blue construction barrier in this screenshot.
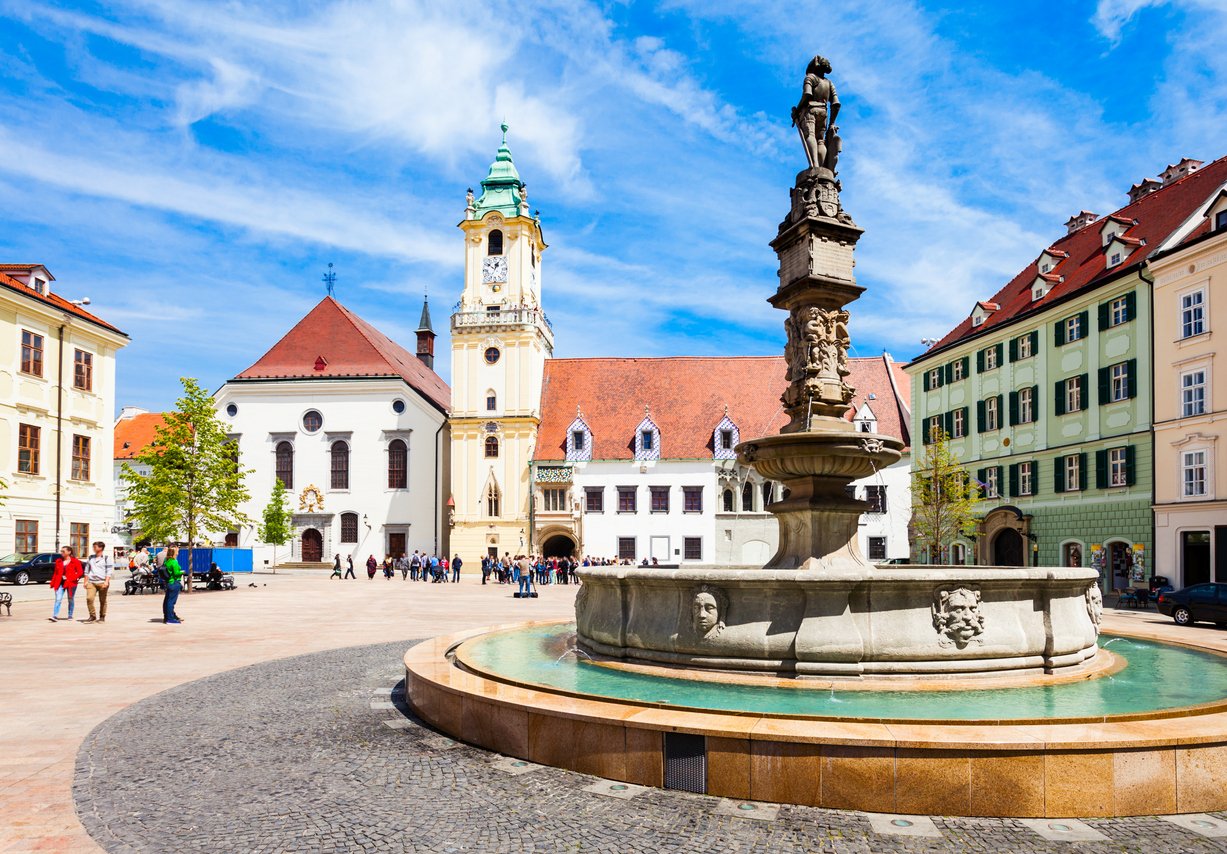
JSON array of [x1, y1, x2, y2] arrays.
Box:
[[149, 547, 254, 573]]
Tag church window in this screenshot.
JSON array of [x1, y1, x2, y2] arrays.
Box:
[[275, 441, 293, 490], [226, 403, 238, 417], [388, 439, 408, 489], [486, 391, 497, 411], [722, 489, 734, 512], [484, 436, 499, 458], [330, 441, 349, 490], [485, 347, 501, 365], [302, 410, 323, 433], [486, 483, 501, 517], [340, 512, 358, 543], [488, 229, 504, 256], [392, 399, 406, 414], [742, 482, 754, 512]]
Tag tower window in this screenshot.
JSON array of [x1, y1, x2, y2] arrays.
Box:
[[485, 347, 501, 365], [485, 436, 499, 458], [486, 392, 497, 411], [486, 483, 501, 517], [488, 229, 504, 256]]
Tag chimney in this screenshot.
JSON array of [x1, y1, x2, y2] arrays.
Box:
[[1127, 178, 1162, 204], [1064, 210, 1099, 235], [415, 295, 436, 370], [1159, 158, 1204, 186]]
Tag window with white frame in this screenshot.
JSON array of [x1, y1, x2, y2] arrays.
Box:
[[1019, 386, 1034, 423], [1109, 447, 1128, 487], [1065, 455, 1081, 492], [927, 368, 941, 389], [1110, 362, 1130, 402], [1065, 376, 1083, 413], [1182, 450, 1207, 497], [985, 396, 999, 431], [1065, 314, 1084, 342], [1182, 369, 1207, 417], [1181, 289, 1206, 338], [542, 488, 569, 512], [1110, 296, 1129, 327], [926, 415, 943, 441], [1018, 461, 1034, 496], [951, 360, 965, 381], [951, 409, 966, 438], [984, 468, 999, 498], [984, 347, 998, 370], [1017, 333, 1034, 359]]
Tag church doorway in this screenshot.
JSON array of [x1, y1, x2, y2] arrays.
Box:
[[302, 528, 323, 563], [542, 534, 576, 558], [992, 529, 1024, 567]]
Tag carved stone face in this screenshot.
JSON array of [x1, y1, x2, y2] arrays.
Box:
[[932, 587, 985, 648], [1086, 585, 1103, 629], [693, 592, 720, 636]]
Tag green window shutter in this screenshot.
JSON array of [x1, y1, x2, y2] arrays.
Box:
[[995, 343, 1004, 366], [1008, 337, 1018, 362], [976, 350, 985, 373], [1054, 319, 1066, 347], [1029, 330, 1039, 354], [1125, 445, 1136, 485], [1098, 301, 1110, 331], [1078, 453, 1088, 492], [1079, 374, 1088, 406], [1030, 386, 1040, 420], [1124, 291, 1136, 322], [976, 468, 985, 487], [923, 371, 931, 392], [961, 407, 969, 434], [1098, 367, 1110, 405], [1126, 358, 1137, 398], [922, 420, 932, 444], [976, 400, 986, 432], [1078, 310, 1089, 336], [1008, 391, 1019, 426], [944, 411, 953, 436], [1008, 463, 1018, 497], [995, 466, 1004, 493], [1054, 381, 1066, 416], [1054, 458, 1065, 493], [1095, 449, 1108, 489], [961, 356, 970, 378]]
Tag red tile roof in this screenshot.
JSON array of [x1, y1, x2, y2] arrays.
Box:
[[533, 355, 910, 462], [114, 412, 168, 460], [0, 271, 126, 335], [915, 154, 1227, 361], [233, 296, 450, 413]]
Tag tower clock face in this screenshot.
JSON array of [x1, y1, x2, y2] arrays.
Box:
[[482, 256, 508, 283]]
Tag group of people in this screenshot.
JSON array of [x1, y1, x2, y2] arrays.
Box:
[[49, 542, 186, 624], [480, 554, 581, 587], [330, 552, 463, 583]]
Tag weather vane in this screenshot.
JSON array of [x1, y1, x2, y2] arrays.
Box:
[[323, 262, 337, 297]]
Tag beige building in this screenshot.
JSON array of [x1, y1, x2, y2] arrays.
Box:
[[448, 128, 552, 561], [1151, 183, 1227, 586], [1, 264, 128, 558]]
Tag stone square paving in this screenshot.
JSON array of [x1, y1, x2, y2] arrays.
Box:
[[3, 571, 1227, 852]]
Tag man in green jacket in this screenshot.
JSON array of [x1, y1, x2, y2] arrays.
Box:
[[162, 548, 184, 625]]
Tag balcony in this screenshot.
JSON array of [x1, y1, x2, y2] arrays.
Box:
[[451, 303, 554, 338]]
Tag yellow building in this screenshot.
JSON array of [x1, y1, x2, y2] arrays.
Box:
[[1151, 184, 1227, 587], [448, 126, 552, 561], [1, 264, 129, 559]]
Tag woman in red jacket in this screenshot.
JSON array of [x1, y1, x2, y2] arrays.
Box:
[[51, 546, 84, 622]]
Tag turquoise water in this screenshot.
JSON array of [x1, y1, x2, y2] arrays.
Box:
[[460, 624, 1227, 722]]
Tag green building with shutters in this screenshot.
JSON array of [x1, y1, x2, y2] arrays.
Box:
[[906, 156, 1227, 593]]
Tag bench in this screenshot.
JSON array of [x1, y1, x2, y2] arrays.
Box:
[[0, 591, 11, 616]]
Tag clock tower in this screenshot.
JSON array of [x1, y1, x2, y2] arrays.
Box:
[[449, 125, 552, 561]]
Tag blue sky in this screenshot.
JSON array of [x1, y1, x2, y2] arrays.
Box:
[[2, 0, 1226, 412]]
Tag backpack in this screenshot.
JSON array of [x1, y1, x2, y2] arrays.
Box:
[[154, 562, 170, 584]]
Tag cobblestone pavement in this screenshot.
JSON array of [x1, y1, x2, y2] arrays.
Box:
[[74, 641, 1227, 854]]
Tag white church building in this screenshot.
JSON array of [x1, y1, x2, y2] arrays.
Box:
[[215, 295, 450, 567]]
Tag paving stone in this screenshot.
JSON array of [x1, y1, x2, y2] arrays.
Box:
[[72, 640, 1227, 854], [1160, 813, 1227, 837], [1018, 818, 1109, 842], [866, 814, 942, 838], [582, 779, 650, 800]]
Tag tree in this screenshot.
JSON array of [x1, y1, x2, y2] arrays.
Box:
[[121, 377, 251, 590], [911, 428, 981, 564], [258, 478, 294, 572]]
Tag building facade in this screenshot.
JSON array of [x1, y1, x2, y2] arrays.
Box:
[[907, 156, 1227, 592], [1151, 184, 1227, 586], [448, 128, 552, 562], [112, 406, 166, 549], [1, 264, 128, 557], [528, 355, 912, 564], [214, 296, 450, 567]]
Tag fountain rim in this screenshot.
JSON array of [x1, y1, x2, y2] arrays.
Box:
[[447, 619, 1227, 727], [575, 565, 1101, 584]]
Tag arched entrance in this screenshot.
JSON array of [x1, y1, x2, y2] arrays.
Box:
[[542, 534, 576, 558], [301, 528, 323, 563], [1108, 541, 1132, 591], [992, 528, 1024, 567]]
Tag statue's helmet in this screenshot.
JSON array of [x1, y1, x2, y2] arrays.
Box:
[[807, 55, 832, 76]]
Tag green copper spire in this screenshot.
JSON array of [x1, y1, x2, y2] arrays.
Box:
[[472, 123, 524, 218]]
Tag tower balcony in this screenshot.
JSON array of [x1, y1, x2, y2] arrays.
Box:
[[451, 303, 554, 343]]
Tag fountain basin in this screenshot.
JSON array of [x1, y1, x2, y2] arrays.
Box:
[[576, 565, 1100, 677]]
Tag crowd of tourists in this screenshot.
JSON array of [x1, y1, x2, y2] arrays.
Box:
[[330, 551, 462, 583]]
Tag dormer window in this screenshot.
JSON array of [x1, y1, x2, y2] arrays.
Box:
[[566, 414, 593, 461], [1109, 251, 1122, 267], [634, 413, 661, 461], [712, 414, 739, 460], [641, 430, 654, 450], [1040, 262, 1050, 274], [1032, 286, 1046, 302], [1216, 210, 1227, 231], [572, 430, 585, 449], [971, 314, 984, 327], [32, 277, 46, 295]]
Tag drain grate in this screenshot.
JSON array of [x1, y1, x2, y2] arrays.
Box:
[[663, 732, 706, 794]]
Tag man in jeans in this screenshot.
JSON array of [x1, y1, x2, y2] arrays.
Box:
[[516, 554, 533, 598], [83, 541, 114, 624]]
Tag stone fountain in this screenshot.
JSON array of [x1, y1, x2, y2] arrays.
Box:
[[575, 55, 1100, 677]]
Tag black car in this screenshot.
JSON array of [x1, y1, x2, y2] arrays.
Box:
[[0, 552, 59, 585], [1156, 583, 1227, 627]]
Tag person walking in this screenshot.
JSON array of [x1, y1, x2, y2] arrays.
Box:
[[398, 554, 410, 580], [162, 547, 184, 624], [50, 546, 83, 622], [366, 555, 378, 579], [330, 554, 343, 580], [480, 555, 491, 585], [452, 554, 462, 583], [83, 541, 114, 623], [410, 551, 421, 581], [344, 554, 356, 579]]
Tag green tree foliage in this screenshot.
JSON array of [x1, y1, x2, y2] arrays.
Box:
[[911, 428, 981, 564], [121, 377, 251, 581], [258, 478, 294, 569]]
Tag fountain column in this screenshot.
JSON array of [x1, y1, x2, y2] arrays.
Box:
[[737, 54, 903, 570]]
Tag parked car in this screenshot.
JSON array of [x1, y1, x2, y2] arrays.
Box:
[[0, 552, 59, 585], [1156, 583, 1227, 627]]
